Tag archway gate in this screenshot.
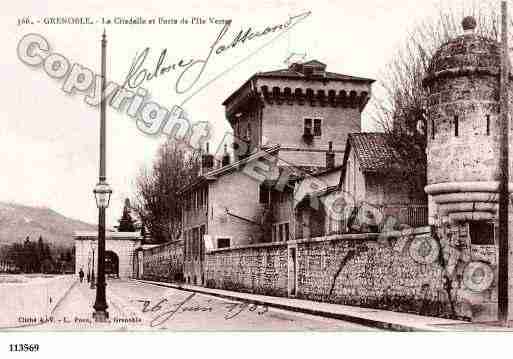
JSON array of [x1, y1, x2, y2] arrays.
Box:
[[74, 231, 142, 279]]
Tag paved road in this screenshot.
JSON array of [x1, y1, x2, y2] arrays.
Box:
[[16, 279, 377, 331]]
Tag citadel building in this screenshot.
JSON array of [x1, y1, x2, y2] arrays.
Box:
[[76, 17, 505, 322]]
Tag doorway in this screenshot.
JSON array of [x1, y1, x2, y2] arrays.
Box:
[[105, 251, 119, 278]]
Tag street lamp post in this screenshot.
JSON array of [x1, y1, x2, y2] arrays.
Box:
[[92, 30, 112, 322]]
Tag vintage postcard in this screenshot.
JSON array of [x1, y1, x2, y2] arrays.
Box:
[[2, 0, 513, 355]]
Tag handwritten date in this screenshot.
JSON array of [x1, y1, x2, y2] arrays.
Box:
[[136, 293, 268, 327]]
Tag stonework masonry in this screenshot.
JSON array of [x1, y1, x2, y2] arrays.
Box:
[[74, 232, 141, 280], [426, 75, 507, 185], [141, 241, 183, 282], [139, 223, 497, 321], [223, 60, 373, 167], [260, 94, 361, 167], [204, 242, 288, 297], [423, 19, 513, 224], [202, 227, 497, 321]]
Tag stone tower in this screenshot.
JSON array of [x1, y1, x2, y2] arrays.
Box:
[[221, 60, 374, 168], [422, 17, 513, 321], [423, 16, 511, 235]]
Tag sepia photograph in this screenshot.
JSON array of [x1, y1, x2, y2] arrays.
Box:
[[2, 0, 513, 356]]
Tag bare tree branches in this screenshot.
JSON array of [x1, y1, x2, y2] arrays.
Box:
[[372, 0, 504, 200], [132, 141, 200, 243]]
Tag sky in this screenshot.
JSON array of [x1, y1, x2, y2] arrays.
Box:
[[1, 0, 487, 225]]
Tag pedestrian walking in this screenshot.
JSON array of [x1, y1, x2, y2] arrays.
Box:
[[79, 268, 84, 283]]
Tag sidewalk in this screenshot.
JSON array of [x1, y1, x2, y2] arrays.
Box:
[[135, 279, 474, 331], [20, 280, 151, 331]]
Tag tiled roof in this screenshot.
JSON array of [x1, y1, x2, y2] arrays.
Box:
[[255, 59, 374, 82], [256, 69, 374, 82], [348, 133, 400, 173], [285, 165, 325, 176], [275, 165, 341, 182], [222, 60, 374, 106]]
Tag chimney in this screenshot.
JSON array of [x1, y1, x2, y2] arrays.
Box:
[[289, 62, 303, 73], [326, 141, 335, 169], [222, 144, 230, 167], [201, 142, 214, 173]]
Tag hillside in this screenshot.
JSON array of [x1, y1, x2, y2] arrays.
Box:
[[0, 202, 96, 249]]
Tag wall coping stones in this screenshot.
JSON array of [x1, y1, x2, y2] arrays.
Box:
[[73, 231, 142, 240], [290, 233, 379, 245], [205, 226, 432, 254], [363, 226, 431, 239], [141, 241, 183, 253], [207, 241, 287, 254]]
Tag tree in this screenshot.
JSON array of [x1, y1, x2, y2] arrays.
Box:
[[132, 141, 200, 243], [118, 198, 136, 232], [4, 242, 23, 272], [36, 236, 54, 273], [22, 236, 39, 273], [376, 1, 501, 130], [2, 236, 57, 273], [373, 1, 502, 200]]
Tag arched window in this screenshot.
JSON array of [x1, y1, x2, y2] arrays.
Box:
[[261, 86, 271, 103]]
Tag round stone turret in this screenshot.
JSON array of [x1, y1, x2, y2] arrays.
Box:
[[423, 17, 511, 222]]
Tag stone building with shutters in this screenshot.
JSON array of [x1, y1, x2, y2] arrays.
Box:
[[223, 59, 374, 167]]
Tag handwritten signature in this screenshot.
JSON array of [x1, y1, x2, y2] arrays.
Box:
[[135, 293, 268, 327], [122, 11, 312, 100]]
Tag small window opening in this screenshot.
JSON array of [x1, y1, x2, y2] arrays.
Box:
[[259, 184, 270, 204], [469, 221, 494, 245], [217, 237, 230, 248], [304, 118, 312, 136]]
